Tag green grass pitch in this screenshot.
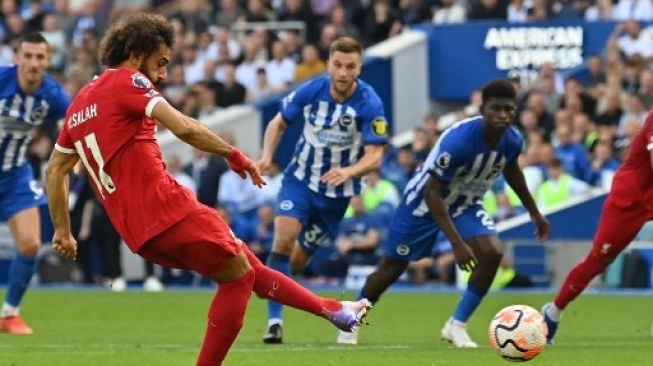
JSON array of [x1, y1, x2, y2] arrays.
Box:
[[0, 289, 651, 365]]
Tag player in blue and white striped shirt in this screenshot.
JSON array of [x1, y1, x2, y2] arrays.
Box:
[[0, 33, 70, 334], [257, 37, 388, 344], [339, 79, 550, 346]]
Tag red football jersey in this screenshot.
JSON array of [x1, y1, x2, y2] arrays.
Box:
[[55, 68, 194, 251], [614, 111, 653, 194]]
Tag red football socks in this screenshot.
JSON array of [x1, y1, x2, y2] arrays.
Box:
[[196, 269, 255, 366], [242, 246, 342, 316], [554, 254, 607, 310]]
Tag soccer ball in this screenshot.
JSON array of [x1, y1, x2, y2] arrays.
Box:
[[488, 305, 548, 362]]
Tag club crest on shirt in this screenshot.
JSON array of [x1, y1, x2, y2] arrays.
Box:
[[338, 113, 353, 127], [436, 152, 451, 169], [371, 117, 388, 137], [131, 73, 153, 89], [279, 200, 294, 211]]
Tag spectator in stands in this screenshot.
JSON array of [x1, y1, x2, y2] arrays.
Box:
[[278, 0, 318, 43], [584, 55, 607, 98], [361, 169, 400, 213], [618, 93, 647, 136], [281, 29, 303, 63], [560, 78, 597, 119], [215, 0, 245, 27], [408, 232, 455, 285], [162, 65, 189, 108], [590, 140, 621, 189], [243, 0, 277, 22], [584, 0, 614, 21], [525, 91, 555, 136], [364, 0, 403, 47], [507, 0, 532, 23], [317, 22, 338, 61], [218, 167, 262, 220], [611, 21, 653, 64], [328, 4, 361, 39], [236, 37, 266, 92], [196, 82, 223, 119], [250, 203, 275, 263], [572, 113, 598, 150], [247, 67, 275, 100], [554, 124, 595, 183], [214, 63, 247, 107], [433, 0, 467, 24], [537, 158, 591, 209], [166, 155, 197, 194], [594, 87, 624, 130], [295, 43, 326, 81], [613, 0, 653, 21], [334, 195, 382, 267], [266, 39, 296, 90], [467, 0, 508, 20], [637, 69, 653, 107], [184, 147, 229, 208]]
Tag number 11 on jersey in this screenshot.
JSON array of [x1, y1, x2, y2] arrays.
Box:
[[74, 133, 116, 198]]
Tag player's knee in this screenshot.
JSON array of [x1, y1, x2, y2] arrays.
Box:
[[480, 249, 503, 267], [212, 252, 253, 283], [271, 233, 296, 254], [380, 257, 408, 281], [16, 237, 40, 257]]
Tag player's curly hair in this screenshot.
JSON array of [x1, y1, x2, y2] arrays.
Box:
[[98, 13, 174, 67], [481, 79, 517, 103]]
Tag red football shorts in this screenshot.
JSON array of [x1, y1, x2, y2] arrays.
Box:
[[138, 203, 242, 278], [591, 181, 653, 262]]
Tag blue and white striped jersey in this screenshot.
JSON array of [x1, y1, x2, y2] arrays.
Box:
[[395, 116, 523, 230], [0, 66, 70, 173], [280, 76, 389, 198]]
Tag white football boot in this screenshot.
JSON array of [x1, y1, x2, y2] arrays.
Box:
[[441, 317, 478, 348]]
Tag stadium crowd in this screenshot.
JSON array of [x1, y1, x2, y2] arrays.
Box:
[[1, 0, 652, 288]]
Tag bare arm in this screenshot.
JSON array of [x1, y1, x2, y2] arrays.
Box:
[[151, 99, 235, 157], [424, 176, 465, 247], [45, 150, 80, 235], [503, 161, 540, 217], [424, 176, 478, 270], [259, 112, 288, 166], [346, 144, 385, 178], [322, 144, 386, 186], [151, 99, 265, 187]]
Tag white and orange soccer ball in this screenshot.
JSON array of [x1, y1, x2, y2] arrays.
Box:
[[488, 305, 548, 362]]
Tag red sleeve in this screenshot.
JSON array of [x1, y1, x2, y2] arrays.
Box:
[[54, 124, 76, 154], [116, 71, 164, 118]]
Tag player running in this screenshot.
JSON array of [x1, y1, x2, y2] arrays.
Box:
[[257, 36, 388, 344], [338, 79, 550, 346], [542, 111, 653, 345], [44, 14, 370, 365], [0, 32, 70, 334]]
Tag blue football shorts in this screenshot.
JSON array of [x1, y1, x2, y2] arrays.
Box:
[[275, 175, 350, 256], [384, 204, 498, 262]]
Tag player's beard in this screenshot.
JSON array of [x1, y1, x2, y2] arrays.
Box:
[[332, 77, 355, 98], [139, 65, 162, 87]]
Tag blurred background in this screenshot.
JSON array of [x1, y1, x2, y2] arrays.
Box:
[[1, 0, 653, 293]]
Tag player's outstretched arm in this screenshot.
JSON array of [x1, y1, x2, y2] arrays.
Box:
[[321, 144, 385, 186], [424, 176, 478, 271], [44, 149, 80, 260], [151, 99, 265, 188], [503, 161, 550, 242], [258, 113, 288, 173]]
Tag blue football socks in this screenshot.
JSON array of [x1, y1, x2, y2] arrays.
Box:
[[453, 283, 487, 323], [5, 253, 37, 308]]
